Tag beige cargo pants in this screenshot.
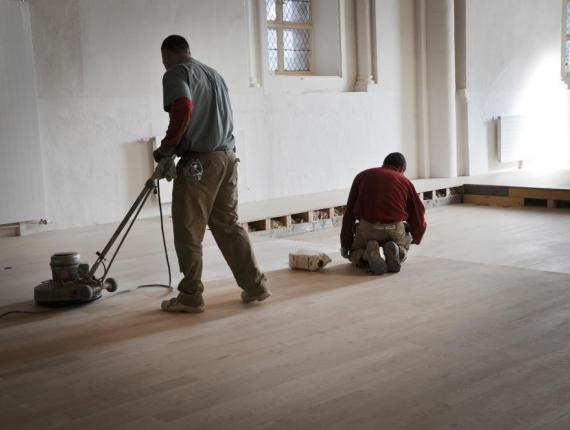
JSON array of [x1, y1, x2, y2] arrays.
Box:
[[350, 219, 412, 267], [172, 151, 267, 307]]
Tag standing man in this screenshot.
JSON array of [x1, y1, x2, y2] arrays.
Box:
[[340, 153, 427, 275], [155, 35, 270, 313]]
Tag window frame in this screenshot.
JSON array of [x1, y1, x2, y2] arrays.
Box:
[[563, 0, 570, 84], [266, 0, 314, 75]]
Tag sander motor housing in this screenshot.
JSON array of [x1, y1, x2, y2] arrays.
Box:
[[34, 252, 117, 306], [33, 157, 175, 307]]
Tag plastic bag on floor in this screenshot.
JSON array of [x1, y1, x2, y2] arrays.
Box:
[[288, 250, 332, 272]]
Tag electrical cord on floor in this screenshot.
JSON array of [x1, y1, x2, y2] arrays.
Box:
[[0, 309, 55, 318], [135, 179, 173, 291], [0, 180, 173, 320]]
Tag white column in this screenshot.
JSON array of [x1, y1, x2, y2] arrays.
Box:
[[415, 0, 431, 178], [416, 0, 460, 178], [354, 0, 373, 92], [425, 0, 458, 177], [454, 0, 469, 176], [246, 0, 262, 88]]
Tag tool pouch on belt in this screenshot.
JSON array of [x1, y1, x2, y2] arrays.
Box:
[[182, 159, 203, 184]]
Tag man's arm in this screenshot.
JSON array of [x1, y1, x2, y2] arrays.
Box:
[[154, 98, 192, 160], [154, 67, 192, 161], [405, 183, 427, 245], [340, 174, 360, 253]]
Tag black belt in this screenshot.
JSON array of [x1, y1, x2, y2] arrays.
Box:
[[180, 148, 234, 158]]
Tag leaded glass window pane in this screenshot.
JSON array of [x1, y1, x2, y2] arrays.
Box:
[[566, 40, 570, 75], [266, 0, 312, 74], [267, 28, 278, 71], [283, 28, 310, 71], [266, 0, 277, 21], [283, 0, 311, 23], [567, 2, 570, 35]]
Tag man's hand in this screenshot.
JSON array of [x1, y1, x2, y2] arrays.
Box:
[[153, 148, 168, 163], [340, 247, 351, 260], [153, 156, 177, 181]]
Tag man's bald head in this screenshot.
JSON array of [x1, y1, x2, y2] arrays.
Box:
[[161, 35, 191, 69]]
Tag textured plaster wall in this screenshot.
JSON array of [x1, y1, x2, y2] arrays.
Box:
[[23, 0, 418, 229], [465, 0, 570, 174], [0, 0, 45, 225], [5, 0, 569, 229]]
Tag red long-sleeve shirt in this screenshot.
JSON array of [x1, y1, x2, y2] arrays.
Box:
[[158, 97, 193, 155], [340, 166, 427, 250]]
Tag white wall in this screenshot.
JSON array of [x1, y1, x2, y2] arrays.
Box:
[[464, 0, 570, 174], [4, 0, 569, 230], [17, 0, 418, 229], [0, 0, 45, 225], [312, 0, 341, 76]]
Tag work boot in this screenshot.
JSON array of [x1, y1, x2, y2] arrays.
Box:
[[383, 241, 401, 273], [365, 240, 387, 275], [161, 297, 205, 313], [241, 288, 272, 304]]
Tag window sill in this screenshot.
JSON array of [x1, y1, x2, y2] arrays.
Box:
[[261, 73, 348, 93]]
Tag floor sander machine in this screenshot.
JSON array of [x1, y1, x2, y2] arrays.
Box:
[[33, 157, 176, 307]]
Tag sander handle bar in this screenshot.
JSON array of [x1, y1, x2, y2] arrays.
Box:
[[88, 157, 175, 279]]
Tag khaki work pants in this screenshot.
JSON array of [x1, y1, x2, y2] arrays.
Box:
[[172, 151, 266, 306], [350, 220, 412, 267]]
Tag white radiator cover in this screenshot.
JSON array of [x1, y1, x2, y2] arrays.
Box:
[[0, 1, 46, 225], [497, 115, 529, 163]]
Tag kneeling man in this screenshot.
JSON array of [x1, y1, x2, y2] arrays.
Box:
[[340, 153, 427, 274]]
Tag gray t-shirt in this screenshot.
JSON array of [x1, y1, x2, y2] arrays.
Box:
[[162, 57, 235, 153]]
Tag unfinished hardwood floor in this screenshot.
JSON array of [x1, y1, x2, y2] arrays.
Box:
[[1, 205, 570, 429]]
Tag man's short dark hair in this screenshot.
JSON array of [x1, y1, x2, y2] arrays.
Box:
[[383, 152, 407, 170], [161, 35, 190, 53]]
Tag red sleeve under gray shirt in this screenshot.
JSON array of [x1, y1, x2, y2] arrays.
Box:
[[160, 57, 236, 155]]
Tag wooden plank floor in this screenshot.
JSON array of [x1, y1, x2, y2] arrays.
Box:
[[1, 205, 570, 429]]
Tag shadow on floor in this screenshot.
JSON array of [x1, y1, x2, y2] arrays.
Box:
[[0, 261, 393, 368]]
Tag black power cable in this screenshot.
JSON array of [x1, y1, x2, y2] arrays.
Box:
[[0, 310, 53, 318], [136, 179, 172, 290], [0, 179, 173, 320]]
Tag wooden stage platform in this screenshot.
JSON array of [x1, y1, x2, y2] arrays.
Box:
[[234, 168, 570, 232]]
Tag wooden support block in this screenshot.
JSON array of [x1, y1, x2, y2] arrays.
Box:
[[464, 184, 509, 197], [435, 188, 449, 198], [333, 206, 346, 217], [508, 187, 570, 201], [271, 215, 292, 229], [303, 211, 314, 223], [313, 209, 331, 220], [547, 200, 557, 209], [450, 186, 464, 196], [327, 208, 335, 219], [464, 195, 524, 207], [248, 219, 271, 231], [0, 224, 19, 238]]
